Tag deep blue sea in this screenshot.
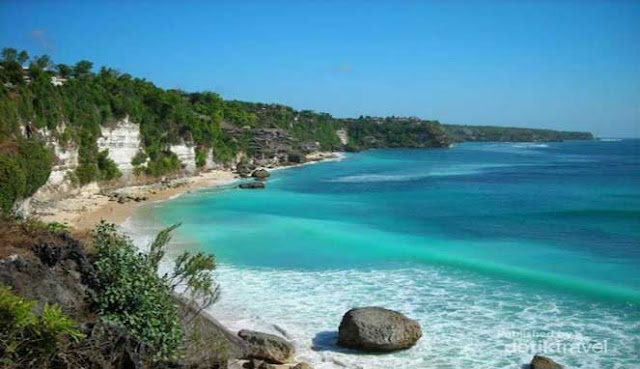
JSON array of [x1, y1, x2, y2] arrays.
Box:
[[127, 140, 640, 369]]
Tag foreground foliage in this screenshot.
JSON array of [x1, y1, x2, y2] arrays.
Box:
[[0, 138, 53, 214], [0, 286, 84, 368], [92, 221, 218, 359]]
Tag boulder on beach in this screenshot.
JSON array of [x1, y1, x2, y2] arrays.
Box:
[[287, 151, 305, 164], [337, 307, 422, 352], [237, 329, 295, 364], [252, 169, 271, 179], [238, 182, 265, 189], [530, 355, 564, 369]]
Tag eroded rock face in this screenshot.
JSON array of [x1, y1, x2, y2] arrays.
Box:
[[337, 307, 422, 352], [97, 118, 142, 177], [531, 355, 564, 369], [237, 329, 295, 364]]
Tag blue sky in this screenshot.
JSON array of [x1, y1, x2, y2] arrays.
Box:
[[1, 1, 639, 137]]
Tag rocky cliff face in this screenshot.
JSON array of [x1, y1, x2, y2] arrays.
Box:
[[14, 125, 80, 215], [169, 142, 197, 174], [18, 119, 208, 215], [97, 117, 142, 178], [336, 128, 349, 145]]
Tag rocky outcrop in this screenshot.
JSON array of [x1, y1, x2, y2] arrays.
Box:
[[238, 182, 265, 189], [287, 151, 305, 164], [336, 128, 348, 146], [0, 229, 97, 317], [251, 169, 271, 179], [178, 298, 249, 365], [97, 117, 142, 177], [530, 355, 564, 369], [170, 142, 197, 174], [337, 307, 422, 351], [237, 329, 295, 364], [224, 360, 311, 369]]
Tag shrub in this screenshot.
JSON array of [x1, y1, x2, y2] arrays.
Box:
[[195, 148, 207, 168], [46, 221, 70, 234], [131, 150, 148, 166], [15, 139, 53, 197], [92, 221, 219, 360], [0, 285, 84, 368], [93, 222, 182, 359], [0, 139, 53, 215], [96, 149, 122, 181], [0, 155, 25, 214]]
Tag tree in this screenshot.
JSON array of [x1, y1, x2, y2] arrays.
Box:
[[1, 47, 17, 63], [73, 60, 93, 78], [56, 63, 72, 78], [17, 50, 29, 65], [32, 55, 52, 70]]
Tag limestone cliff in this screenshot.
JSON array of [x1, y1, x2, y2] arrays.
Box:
[[97, 117, 142, 178]]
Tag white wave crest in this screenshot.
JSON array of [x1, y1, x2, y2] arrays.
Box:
[[207, 265, 638, 369], [599, 138, 622, 142]]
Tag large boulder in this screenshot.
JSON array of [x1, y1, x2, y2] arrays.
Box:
[[251, 169, 271, 179], [287, 151, 305, 164], [530, 355, 564, 369], [337, 307, 422, 351], [237, 329, 295, 364]]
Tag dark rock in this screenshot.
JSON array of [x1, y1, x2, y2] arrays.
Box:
[[238, 329, 295, 364], [238, 182, 265, 189], [531, 355, 564, 369], [251, 169, 271, 179], [337, 307, 422, 351], [287, 151, 305, 164], [177, 297, 249, 365], [32, 242, 63, 266]]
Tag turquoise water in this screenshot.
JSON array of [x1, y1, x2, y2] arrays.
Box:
[[129, 140, 640, 369]]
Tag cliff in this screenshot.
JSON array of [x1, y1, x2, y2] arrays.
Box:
[[0, 49, 593, 216]]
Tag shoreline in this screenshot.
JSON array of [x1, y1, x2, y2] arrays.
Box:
[[35, 151, 345, 232]]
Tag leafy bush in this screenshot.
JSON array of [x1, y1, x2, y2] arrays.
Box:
[[15, 139, 53, 196], [0, 285, 84, 368], [96, 149, 122, 181], [92, 222, 219, 359], [0, 139, 52, 215], [195, 148, 207, 168], [46, 221, 70, 234], [145, 151, 181, 177], [93, 222, 182, 359], [0, 155, 25, 214], [131, 150, 148, 166]]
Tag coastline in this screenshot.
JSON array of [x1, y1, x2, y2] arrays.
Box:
[[36, 151, 345, 232]]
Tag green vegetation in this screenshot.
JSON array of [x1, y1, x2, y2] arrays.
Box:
[[92, 221, 218, 360], [0, 46, 593, 213], [0, 285, 84, 368], [342, 116, 451, 150], [0, 138, 53, 214], [443, 124, 594, 142]]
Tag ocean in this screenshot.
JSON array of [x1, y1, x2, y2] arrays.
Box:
[[125, 140, 640, 369]]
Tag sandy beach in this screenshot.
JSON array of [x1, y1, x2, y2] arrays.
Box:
[[36, 170, 238, 231], [34, 152, 344, 232]]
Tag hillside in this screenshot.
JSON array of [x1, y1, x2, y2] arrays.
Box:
[[0, 47, 592, 215], [444, 124, 594, 142]]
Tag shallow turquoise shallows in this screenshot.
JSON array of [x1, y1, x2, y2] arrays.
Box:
[[128, 140, 640, 369]]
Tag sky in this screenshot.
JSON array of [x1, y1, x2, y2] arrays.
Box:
[[1, 1, 639, 137]]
